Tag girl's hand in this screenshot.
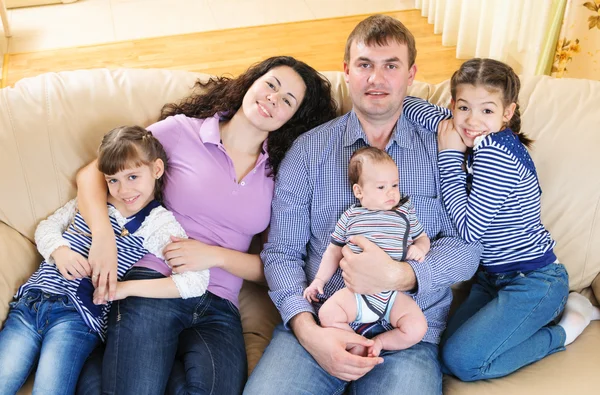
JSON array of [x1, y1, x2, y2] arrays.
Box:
[[303, 279, 325, 302], [52, 247, 91, 280], [93, 281, 129, 305], [163, 236, 223, 273], [437, 119, 467, 152]]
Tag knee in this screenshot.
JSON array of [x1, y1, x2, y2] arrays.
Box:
[[318, 303, 335, 328], [441, 340, 483, 382]]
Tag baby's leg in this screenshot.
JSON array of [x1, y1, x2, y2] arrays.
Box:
[[370, 292, 427, 356], [318, 287, 358, 333]]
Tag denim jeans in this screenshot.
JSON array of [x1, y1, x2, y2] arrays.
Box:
[[441, 262, 569, 381], [0, 289, 101, 395], [77, 267, 247, 395], [244, 324, 442, 395]]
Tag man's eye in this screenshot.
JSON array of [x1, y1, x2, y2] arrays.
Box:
[[387, 64, 398, 69], [359, 63, 370, 68]]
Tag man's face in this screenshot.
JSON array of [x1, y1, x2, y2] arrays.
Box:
[[344, 39, 416, 124]]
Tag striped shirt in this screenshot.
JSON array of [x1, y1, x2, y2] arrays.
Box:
[[330, 200, 424, 261], [18, 199, 186, 341], [262, 97, 482, 344], [438, 129, 556, 273]]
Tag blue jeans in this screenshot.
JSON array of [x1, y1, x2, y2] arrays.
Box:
[[244, 324, 442, 395], [441, 263, 569, 381], [77, 267, 247, 395], [0, 289, 101, 395]]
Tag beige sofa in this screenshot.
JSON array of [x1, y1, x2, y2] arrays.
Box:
[[1, 68, 599, 394]]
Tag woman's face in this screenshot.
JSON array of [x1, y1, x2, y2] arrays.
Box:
[[241, 66, 306, 133]]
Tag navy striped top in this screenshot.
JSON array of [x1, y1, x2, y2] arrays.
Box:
[[438, 129, 556, 273], [18, 200, 170, 341]]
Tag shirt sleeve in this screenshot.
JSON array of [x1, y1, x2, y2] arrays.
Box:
[[34, 198, 78, 262], [405, 199, 424, 239], [403, 96, 452, 132], [146, 115, 185, 155], [261, 140, 316, 327], [138, 207, 210, 298], [439, 144, 520, 243], [330, 209, 350, 247]]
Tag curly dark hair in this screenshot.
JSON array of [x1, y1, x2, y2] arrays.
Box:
[[160, 56, 338, 176], [450, 58, 533, 148]]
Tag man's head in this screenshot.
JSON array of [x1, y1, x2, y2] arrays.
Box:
[[343, 15, 418, 124]]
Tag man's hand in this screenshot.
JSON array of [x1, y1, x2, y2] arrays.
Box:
[[52, 246, 91, 280], [164, 236, 222, 273], [303, 278, 325, 302], [406, 245, 426, 262], [292, 313, 383, 381], [88, 232, 118, 304], [437, 119, 467, 152]]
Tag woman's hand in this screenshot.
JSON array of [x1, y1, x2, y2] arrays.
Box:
[[88, 232, 118, 303], [163, 236, 223, 273], [437, 119, 467, 152]]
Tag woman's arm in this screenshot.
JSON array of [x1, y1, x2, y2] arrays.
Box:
[[76, 159, 117, 302]]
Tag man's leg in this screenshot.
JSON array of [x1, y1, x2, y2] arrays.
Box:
[[166, 293, 247, 395], [243, 324, 348, 395], [0, 296, 42, 394], [350, 342, 441, 395], [33, 296, 101, 395], [442, 263, 569, 381], [76, 345, 104, 395]]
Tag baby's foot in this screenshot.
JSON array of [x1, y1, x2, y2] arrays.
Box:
[[558, 292, 600, 345]]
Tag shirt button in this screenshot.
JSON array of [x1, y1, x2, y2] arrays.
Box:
[[240, 181, 246, 186], [253, 170, 257, 174]]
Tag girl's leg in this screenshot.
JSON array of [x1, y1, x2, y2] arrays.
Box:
[[442, 263, 569, 381], [166, 293, 247, 395], [33, 296, 101, 395], [317, 287, 358, 333], [101, 267, 190, 395], [369, 292, 427, 356], [0, 296, 42, 395], [557, 292, 600, 345]]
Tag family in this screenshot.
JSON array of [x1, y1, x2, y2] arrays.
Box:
[[1, 14, 599, 395]]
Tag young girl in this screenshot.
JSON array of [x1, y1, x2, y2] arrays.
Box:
[[303, 147, 430, 358], [438, 58, 600, 381], [0, 126, 208, 394]]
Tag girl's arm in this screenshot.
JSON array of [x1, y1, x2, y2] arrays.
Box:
[[34, 198, 77, 262], [403, 96, 452, 133], [112, 271, 209, 300], [438, 144, 519, 243], [76, 159, 118, 302]]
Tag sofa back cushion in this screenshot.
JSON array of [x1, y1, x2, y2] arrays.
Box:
[[0, 69, 599, 290]]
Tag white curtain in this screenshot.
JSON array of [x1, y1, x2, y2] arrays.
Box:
[[414, 0, 555, 75]]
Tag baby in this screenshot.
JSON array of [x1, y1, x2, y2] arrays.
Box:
[[304, 146, 430, 357]]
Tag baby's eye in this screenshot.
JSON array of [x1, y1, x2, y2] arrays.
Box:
[[392, 184, 398, 188], [377, 186, 385, 190]]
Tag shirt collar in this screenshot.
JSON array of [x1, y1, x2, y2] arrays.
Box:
[[343, 110, 414, 149]]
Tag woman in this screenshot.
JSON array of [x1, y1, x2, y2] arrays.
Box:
[[75, 56, 338, 394]]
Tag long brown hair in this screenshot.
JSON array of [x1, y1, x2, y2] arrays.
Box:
[[97, 126, 168, 203], [450, 58, 533, 147], [160, 56, 338, 176]]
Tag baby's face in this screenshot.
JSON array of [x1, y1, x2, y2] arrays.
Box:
[[353, 160, 400, 210]]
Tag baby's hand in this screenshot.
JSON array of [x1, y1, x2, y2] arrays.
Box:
[[303, 278, 325, 302], [406, 245, 426, 262]]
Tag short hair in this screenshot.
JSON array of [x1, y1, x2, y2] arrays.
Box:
[[348, 146, 396, 185], [344, 14, 417, 67]]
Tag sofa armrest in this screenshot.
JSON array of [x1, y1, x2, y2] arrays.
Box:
[[0, 223, 40, 326], [238, 280, 282, 376]]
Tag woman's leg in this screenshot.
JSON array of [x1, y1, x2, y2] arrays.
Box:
[[442, 263, 569, 381], [33, 296, 101, 395], [167, 293, 247, 395], [101, 267, 192, 395]]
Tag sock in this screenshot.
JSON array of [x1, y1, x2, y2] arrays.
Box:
[[558, 292, 600, 346]]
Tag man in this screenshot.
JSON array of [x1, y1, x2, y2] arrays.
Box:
[[244, 14, 481, 394]]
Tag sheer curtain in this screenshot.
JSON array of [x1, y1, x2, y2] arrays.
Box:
[[414, 0, 561, 75]]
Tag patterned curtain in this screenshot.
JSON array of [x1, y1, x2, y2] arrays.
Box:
[[551, 0, 600, 79]]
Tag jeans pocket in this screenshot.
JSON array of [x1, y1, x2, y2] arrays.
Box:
[[223, 299, 241, 319]]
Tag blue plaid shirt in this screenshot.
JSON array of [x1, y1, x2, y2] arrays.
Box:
[[262, 97, 482, 344]]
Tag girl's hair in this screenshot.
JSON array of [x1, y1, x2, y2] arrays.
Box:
[[97, 125, 168, 203], [450, 58, 533, 147], [160, 56, 338, 176]]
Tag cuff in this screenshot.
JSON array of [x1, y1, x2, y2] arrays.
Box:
[[406, 258, 433, 297], [280, 295, 317, 330]]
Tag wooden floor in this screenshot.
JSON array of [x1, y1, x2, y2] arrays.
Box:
[[1, 9, 462, 88]]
